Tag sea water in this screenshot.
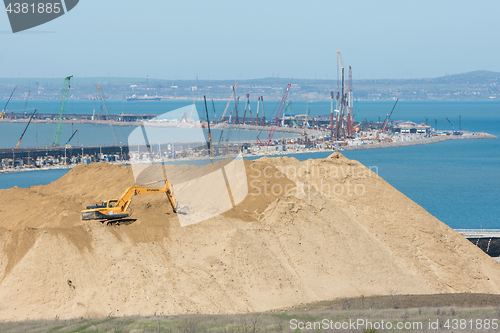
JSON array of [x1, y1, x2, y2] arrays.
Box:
[[0, 100, 498, 230]]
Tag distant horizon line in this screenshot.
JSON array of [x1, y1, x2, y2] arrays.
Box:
[[0, 70, 498, 83]]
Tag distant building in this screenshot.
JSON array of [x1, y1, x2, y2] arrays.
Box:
[[392, 120, 432, 134]]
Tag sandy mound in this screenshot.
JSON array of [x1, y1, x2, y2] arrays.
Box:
[[0, 153, 499, 320]]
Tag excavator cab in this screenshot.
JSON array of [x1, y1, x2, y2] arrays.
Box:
[[84, 202, 108, 210]]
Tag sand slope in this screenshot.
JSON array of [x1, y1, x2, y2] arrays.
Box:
[[0, 153, 499, 320]]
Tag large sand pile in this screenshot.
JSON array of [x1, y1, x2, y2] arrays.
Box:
[[0, 153, 499, 320]]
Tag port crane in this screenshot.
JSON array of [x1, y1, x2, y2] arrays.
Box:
[[1, 86, 16, 119], [257, 84, 291, 146], [53, 76, 72, 147]]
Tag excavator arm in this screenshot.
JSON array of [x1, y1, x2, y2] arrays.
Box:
[[81, 179, 183, 222]]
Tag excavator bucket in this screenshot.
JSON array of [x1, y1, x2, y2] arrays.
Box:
[[176, 203, 190, 215]]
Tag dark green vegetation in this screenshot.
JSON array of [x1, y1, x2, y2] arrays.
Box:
[[2, 293, 500, 332], [1, 71, 500, 101]]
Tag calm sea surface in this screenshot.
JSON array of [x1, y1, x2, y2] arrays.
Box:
[[0, 100, 499, 229]]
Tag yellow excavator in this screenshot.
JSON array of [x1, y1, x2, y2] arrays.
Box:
[[81, 179, 188, 222]]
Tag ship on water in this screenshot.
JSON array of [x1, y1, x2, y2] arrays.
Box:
[[126, 94, 161, 102]]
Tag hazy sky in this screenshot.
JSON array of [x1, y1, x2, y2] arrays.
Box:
[[1, 0, 499, 80]]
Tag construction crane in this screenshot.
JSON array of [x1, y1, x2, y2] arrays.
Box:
[[304, 97, 309, 127], [248, 95, 253, 125], [65, 129, 78, 147], [337, 51, 345, 96], [211, 99, 219, 122], [445, 117, 461, 135], [260, 96, 265, 126], [215, 130, 224, 156], [203, 96, 213, 156], [233, 89, 240, 124], [242, 94, 253, 125], [336, 51, 348, 139], [347, 66, 354, 136], [382, 98, 399, 131], [15, 108, 37, 149], [376, 99, 399, 140], [353, 122, 362, 132], [81, 179, 188, 223], [330, 92, 335, 141], [1, 86, 17, 119], [242, 94, 248, 124], [53, 76, 73, 147], [221, 83, 238, 121], [257, 84, 291, 146], [256, 97, 260, 126], [96, 85, 119, 145]]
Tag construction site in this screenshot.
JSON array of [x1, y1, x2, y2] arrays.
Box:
[[1, 52, 500, 330], [1, 52, 496, 173]]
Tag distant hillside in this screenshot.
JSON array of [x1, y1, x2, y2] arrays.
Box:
[[430, 70, 500, 84], [1, 71, 499, 101]]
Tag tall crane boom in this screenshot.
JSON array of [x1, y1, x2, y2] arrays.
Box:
[[1, 86, 17, 119], [445, 117, 460, 135], [221, 83, 238, 120], [15, 108, 36, 149], [53, 76, 73, 147], [376, 99, 399, 139], [215, 130, 224, 156], [211, 99, 219, 121], [273, 84, 291, 126], [256, 97, 260, 126], [347, 66, 354, 136], [66, 129, 79, 146], [203, 96, 213, 156], [242, 94, 253, 125], [233, 86, 239, 124], [337, 51, 345, 97], [382, 98, 399, 131], [96, 86, 119, 145], [257, 84, 290, 146], [260, 96, 265, 126]]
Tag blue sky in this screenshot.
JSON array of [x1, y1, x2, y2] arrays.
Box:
[[1, 0, 499, 80]]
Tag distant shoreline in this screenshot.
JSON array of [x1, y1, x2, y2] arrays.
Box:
[[1, 132, 496, 175]]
